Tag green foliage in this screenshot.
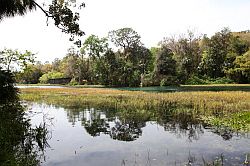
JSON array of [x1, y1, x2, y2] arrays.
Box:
[[0, 48, 35, 71], [141, 73, 154, 87], [160, 76, 179, 86], [0, 0, 36, 20], [152, 47, 178, 86], [203, 112, 250, 132], [0, 0, 85, 46], [231, 36, 249, 55], [82, 35, 108, 58], [208, 77, 234, 84], [13, 28, 250, 87], [199, 28, 232, 78], [161, 31, 202, 79], [48, 0, 85, 46], [154, 47, 176, 76], [39, 71, 65, 84], [69, 78, 79, 86], [0, 68, 49, 165], [186, 76, 234, 85], [0, 68, 18, 104], [108, 28, 142, 51], [17, 64, 43, 84], [185, 75, 208, 85], [226, 51, 250, 83]]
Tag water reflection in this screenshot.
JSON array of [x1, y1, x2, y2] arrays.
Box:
[[28, 103, 250, 166], [64, 107, 248, 142], [67, 108, 145, 141], [0, 70, 50, 166]]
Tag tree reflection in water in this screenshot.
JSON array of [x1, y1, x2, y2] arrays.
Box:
[[65, 106, 244, 142], [0, 70, 50, 166]]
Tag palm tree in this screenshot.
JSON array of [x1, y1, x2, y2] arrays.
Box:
[[0, 0, 36, 20]]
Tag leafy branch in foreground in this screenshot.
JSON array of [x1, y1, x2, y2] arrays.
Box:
[[0, 0, 85, 46]]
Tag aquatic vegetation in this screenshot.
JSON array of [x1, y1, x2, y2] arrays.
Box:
[[20, 87, 250, 112], [203, 111, 250, 132], [20, 87, 250, 132]]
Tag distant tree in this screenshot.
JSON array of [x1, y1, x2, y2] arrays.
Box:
[[231, 36, 249, 56], [108, 28, 151, 86], [0, 48, 35, 71], [135, 46, 152, 75], [199, 28, 233, 78], [81, 35, 110, 84], [161, 31, 202, 80], [109, 28, 142, 61], [17, 64, 43, 84], [59, 47, 79, 78], [154, 47, 176, 76], [226, 51, 250, 83], [52, 58, 61, 72], [82, 35, 109, 59], [149, 47, 160, 72]]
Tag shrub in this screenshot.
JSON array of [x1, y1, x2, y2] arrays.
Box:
[[160, 76, 179, 86], [209, 77, 234, 84], [69, 79, 79, 86], [39, 72, 65, 84], [186, 76, 234, 85], [141, 73, 154, 87], [185, 76, 207, 85]]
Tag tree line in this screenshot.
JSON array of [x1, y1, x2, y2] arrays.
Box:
[[2, 27, 250, 87]]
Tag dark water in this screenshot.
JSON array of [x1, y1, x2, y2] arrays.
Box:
[[115, 86, 250, 92], [28, 103, 250, 166]]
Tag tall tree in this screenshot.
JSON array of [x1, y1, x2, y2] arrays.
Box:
[[82, 35, 108, 58], [154, 47, 176, 76], [161, 31, 201, 79], [109, 28, 142, 61], [200, 28, 233, 78]]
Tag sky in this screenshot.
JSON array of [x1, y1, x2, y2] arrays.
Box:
[[0, 0, 250, 62]]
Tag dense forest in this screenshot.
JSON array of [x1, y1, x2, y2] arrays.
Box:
[[1, 27, 250, 87]]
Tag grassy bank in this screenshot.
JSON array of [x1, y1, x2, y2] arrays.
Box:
[[20, 87, 250, 131]]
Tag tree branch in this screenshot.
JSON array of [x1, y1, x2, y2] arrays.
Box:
[[31, 0, 53, 18]]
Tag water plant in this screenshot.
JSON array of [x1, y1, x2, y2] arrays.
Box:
[[20, 87, 250, 132]]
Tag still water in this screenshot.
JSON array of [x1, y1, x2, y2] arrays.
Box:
[[28, 103, 250, 166]]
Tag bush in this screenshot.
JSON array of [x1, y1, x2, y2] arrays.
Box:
[[141, 73, 154, 87], [185, 76, 234, 85], [69, 79, 79, 86], [185, 76, 207, 85], [39, 72, 65, 84], [209, 77, 234, 84], [160, 76, 179, 86]]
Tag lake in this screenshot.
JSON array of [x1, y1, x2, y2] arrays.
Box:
[[27, 102, 250, 166]]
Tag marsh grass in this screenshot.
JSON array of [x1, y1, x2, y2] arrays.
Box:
[[20, 87, 250, 131]]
